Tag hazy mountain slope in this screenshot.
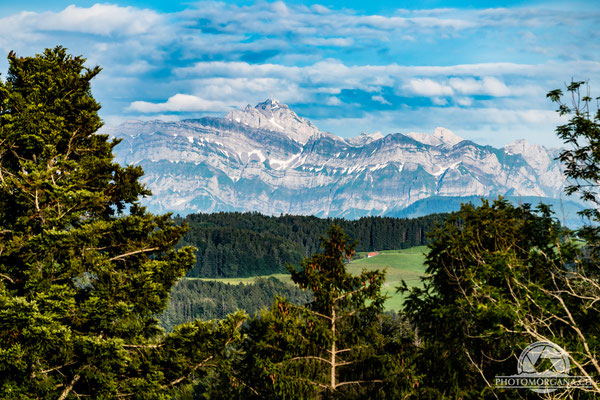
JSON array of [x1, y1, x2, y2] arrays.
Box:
[[385, 195, 586, 227]]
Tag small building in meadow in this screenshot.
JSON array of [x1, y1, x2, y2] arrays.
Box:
[[367, 251, 380, 258]]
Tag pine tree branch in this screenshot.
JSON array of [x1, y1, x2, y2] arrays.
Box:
[[279, 375, 330, 390], [0, 273, 14, 283], [109, 247, 159, 261], [464, 349, 499, 399], [333, 287, 367, 302], [163, 355, 214, 388], [286, 303, 332, 321], [40, 361, 76, 374], [276, 356, 332, 366], [122, 343, 162, 349], [335, 379, 383, 388], [57, 373, 81, 400], [334, 309, 358, 321], [328, 345, 366, 355]]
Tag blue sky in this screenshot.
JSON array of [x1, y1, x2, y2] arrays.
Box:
[[1, 1, 599, 147]]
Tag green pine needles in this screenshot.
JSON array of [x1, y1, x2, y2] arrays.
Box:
[[0, 47, 245, 399]]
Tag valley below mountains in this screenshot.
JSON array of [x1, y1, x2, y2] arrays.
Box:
[[104, 99, 581, 222]]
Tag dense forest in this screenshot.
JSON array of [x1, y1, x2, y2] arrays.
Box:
[[175, 212, 446, 277], [160, 277, 311, 330], [2, 48, 600, 399]]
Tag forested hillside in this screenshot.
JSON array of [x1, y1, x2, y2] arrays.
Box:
[[175, 212, 446, 277], [160, 277, 311, 330]]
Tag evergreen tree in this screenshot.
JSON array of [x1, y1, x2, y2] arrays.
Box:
[[395, 81, 600, 398], [0, 47, 244, 399], [212, 225, 417, 399], [400, 199, 571, 398]]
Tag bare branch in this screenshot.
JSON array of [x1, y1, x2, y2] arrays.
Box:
[[122, 343, 162, 349], [58, 373, 81, 400], [109, 247, 159, 261], [335, 379, 383, 388], [0, 273, 14, 283], [40, 361, 76, 374], [163, 356, 213, 388], [277, 356, 331, 366], [464, 349, 499, 400]]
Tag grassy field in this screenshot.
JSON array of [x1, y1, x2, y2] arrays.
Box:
[[187, 273, 293, 285], [349, 247, 428, 310], [191, 246, 429, 311]]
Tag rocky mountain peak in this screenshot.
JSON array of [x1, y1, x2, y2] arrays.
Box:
[[255, 98, 288, 111], [433, 127, 464, 146], [347, 131, 385, 146], [225, 99, 321, 144], [361, 131, 384, 140], [404, 128, 463, 147], [505, 139, 552, 170]]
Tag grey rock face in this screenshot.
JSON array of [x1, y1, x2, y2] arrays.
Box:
[[103, 100, 568, 217], [224, 99, 321, 145]]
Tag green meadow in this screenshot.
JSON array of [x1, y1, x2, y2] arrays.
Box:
[[192, 246, 429, 311], [188, 274, 294, 286], [349, 247, 428, 310]]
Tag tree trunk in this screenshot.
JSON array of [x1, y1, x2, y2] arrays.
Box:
[[330, 304, 336, 391]]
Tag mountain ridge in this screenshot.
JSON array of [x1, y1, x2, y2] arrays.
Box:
[[103, 99, 570, 220]]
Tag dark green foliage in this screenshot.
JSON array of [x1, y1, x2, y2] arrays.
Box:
[[176, 212, 446, 278], [400, 198, 596, 398], [388, 82, 600, 399], [160, 277, 312, 330], [548, 80, 600, 250], [0, 47, 243, 399], [207, 225, 418, 399]]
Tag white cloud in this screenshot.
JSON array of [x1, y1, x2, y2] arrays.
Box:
[[455, 97, 473, 106], [0, 4, 162, 38], [188, 77, 309, 104], [129, 94, 231, 113], [177, 60, 600, 87], [177, 1, 480, 40], [48, 4, 161, 35], [175, 62, 300, 79], [311, 4, 330, 14], [404, 78, 454, 97], [449, 77, 510, 96], [174, 60, 564, 107], [302, 37, 354, 47], [371, 95, 391, 105], [326, 96, 342, 106], [431, 97, 449, 106], [0, 2, 596, 148], [314, 106, 568, 147]]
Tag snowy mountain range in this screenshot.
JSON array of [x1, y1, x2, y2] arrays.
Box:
[[103, 99, 580, 221]]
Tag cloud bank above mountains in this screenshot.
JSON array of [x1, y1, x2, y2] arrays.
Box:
[[0, 1, 598, 147]]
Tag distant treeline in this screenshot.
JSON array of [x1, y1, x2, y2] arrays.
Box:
[[173, 212, 447, 278], [160, 277, 311, 330]]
